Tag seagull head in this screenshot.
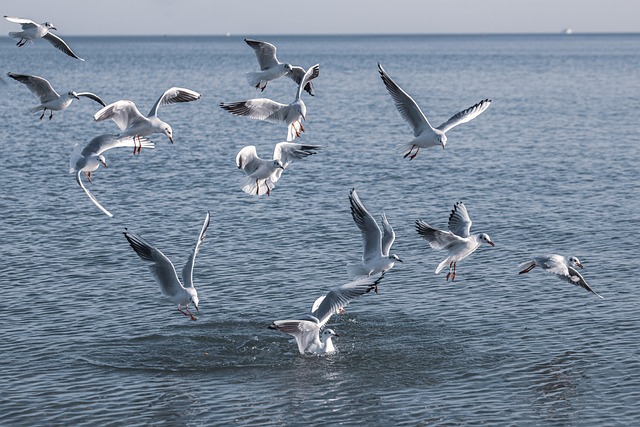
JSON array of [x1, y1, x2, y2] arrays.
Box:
[[69, 91, 80, 100], [98, 155, 107, 168], [164, 126, 174, 143], [44, 22, 57, 31], [480, 233, 495, 247], [273, 159, 285, 170], [321, 329, 339, 342], [390, 253, 403, 263], [283, 63, 293, 72], [568, 256, 584, 269], [190, 294, 199, 311], [439, 134, 447, 149]]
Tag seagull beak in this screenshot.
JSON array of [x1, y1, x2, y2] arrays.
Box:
[[51, 26, 58, 31], [487, 241, 495, 247], [100, 159, 107, 167], [576, 262, 584, 269], [397, 258, 403, 263], [195, 305, 199, 311], [333, 332, 340, 338], [168, 135, 174, 144]]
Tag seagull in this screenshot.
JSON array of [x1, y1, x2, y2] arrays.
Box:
[[93, 87, 201, 154], [7, 72, 105, 120], [269, 274, 383, 355], [235, 141, 321, 196], [347, 188, 402, 283], [220, 63, 319, 141], [244, 38, 315, 96], [69, 134, 155, 218], [377, 63, 491, 160], [4, 16, 84, 60], [124, 211, 210, 320], [415, 202, 495, 281], [518, 255, 604, 299]]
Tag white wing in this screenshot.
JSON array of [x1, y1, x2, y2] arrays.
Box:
[[147, 87, 201, 117], [181, 211, 210, 290], [287, 66, 315, 96], [236, 145, 265, 176], [378, 63, 433, 137], [220, 98, 290, 123], [380, 212, 396, 257], [349, 189, 383, 263], [6, 72, 59, 102], [311, 275, 382, 327], [124, 230, 185, 297], [244, 38, 280, 70], [76, 92, 106, 107], [272, 142, 321, 180], [415, 219, 466, 250], [79, 134, 154, 157], [295, 64, 319, 100], [270, 320, 320, 355], [94, 100, 146, 131], [42, 32, 84, 61], [447, 202, 472, 238], [565, 266, 604, 299], [75, 170, 113, 218], [4, 16, 37, 26], [436, 99, 491, 134]]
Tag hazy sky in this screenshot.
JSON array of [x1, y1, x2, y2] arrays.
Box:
[[4, 0, 639, 36]]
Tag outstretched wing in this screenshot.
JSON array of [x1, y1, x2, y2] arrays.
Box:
[[123, 230, 185, 297], [378, 63, 433, 137], [380, 212, 396, 256], [349, 189, 383, 263], [42, 32, 84, 61], [148, 87, 201, 117], [94, 100, 146, 131], [4, 16, 37, 27], [563, 266, 604, 299], [447, 202, 472, 238], [295, 64, 319, 100], [75, 170, 113, 218], [6, 72, 59, 102], [272, 142, 321, 180], [81, 134, 155, 157], [287, 66, 315, 96], [181, 211, 210, 289], [236, 145, 265, 175], [269, 319, 319, 355], [415, 219, 465, 250], [436, 99, 491, 133], [76, 92, 107, 107], [244, 38, 280, 70], [312, 274, 382, 327], [220, 99, 290, 123]]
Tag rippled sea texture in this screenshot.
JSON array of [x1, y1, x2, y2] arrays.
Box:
[[1, 34, 639, 426]]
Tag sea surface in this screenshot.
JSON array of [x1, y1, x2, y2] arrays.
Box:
[[1, 33, 639, 426]]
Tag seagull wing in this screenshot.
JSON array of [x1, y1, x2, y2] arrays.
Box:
[[312, 275, 382, 327], [564, 266, 604, 299], [244, 38, 280, 70], [94, 100, 146, 131], [76, 92, 107, 107], [220, 98, 290, 123], [378, 63, 433, 137], [4, 16, 37, 27], [270, 319, 320, 355], [415, 219, 465, 250], [75, 170, 113, 218], [124, 230, 185, 297], [80, 134, 155, 157], [236, 145, 265, 176], [380, 212, 396, 256], [447, 202, 472, 238], [147, 87, 201, 117], [295, 64, 319, 100], [181, 211, 210, 290], [349, 188, 383, 263], [42, 32, 84, 61], [287, 66, 315, 96], [272, 142, 321, 180], [6, 72, 59, 102], [436, 99, 491, 133]]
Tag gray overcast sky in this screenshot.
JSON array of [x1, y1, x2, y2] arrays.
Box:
[[4, 0, 639, 36]]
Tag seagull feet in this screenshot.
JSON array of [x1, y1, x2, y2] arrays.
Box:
[[261, 82, 267, 92], [84, 171, 93, 184], [409, 148, 420, 160], [132, 135, 143, 156], [49, 110, 53, 120], [39, 110, 46, 120], [17, 38, 27, 47], [264, 180, 271, 197], [403, 145, 420, 160], [178, 306, 196, 320]]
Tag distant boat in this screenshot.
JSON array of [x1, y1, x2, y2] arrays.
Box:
[[562, 28, 574, 35]]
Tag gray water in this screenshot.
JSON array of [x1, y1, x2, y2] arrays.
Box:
[[1, 34, 639, 426]]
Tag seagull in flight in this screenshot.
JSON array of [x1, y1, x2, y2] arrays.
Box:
[[4, 16, 84, 60], [69, 134, 155, 217], [347, 188, 402, 283], [124, 211, 210, 320], [269, 274, 383, 355], [220, 64, 319, 141], [415, 202, 495, 281], [7, 72, 105, 120], [518, 254, 604, 299], [94, 87, 201, 154], [235, 142, 321, 196], [378, 63, 491, 160], [244, 38, 315, 96]]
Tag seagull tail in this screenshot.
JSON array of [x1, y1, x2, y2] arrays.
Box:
[[435, 258, 450, 274], [9, 32, 26, 42], [245, 72, 264, 89], [397, 142, 414, 157], [240, 176, 276, 196]]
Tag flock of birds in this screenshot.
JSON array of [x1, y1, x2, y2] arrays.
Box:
[[4, 16, 604, 356]]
